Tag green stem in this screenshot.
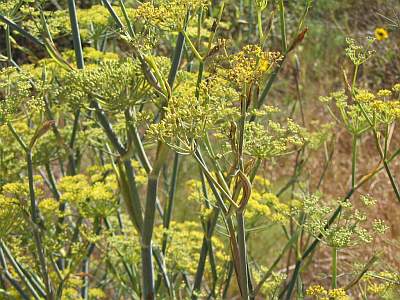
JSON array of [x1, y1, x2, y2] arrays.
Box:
[[0, 240, 45, 299], [257, 10, 263, 42], [0, 14, 44, 47], [279, 0, 287, 53], [93, 103, 144, 232], [352, 64, 359, 92], [67, 0, 84, 69], [161, 153, 180, 254], [351, 135, 357, 189], [81, 218, 101, 299], [332, 247, 338, 289], [27, 151, 54, 300], [0, 245, 31, 300], [236, 212, 249, 299], [66, 0, 84, 175], [357, 104, 400, 202], [141, 144, 169, 299], [248, 0, 254, 41], [192, 171, 220, 298], [284, 188, 354, 299], [5, 25, 12, 64], [252, 231, 299, 297], [118, 0, 135, 37]]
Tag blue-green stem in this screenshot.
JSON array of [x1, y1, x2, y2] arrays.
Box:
[[141, 144, 169, 299], [67, 0, 84, 69], [236, 212, 249, 299], [0, 245, 30, 300], [161, 153, 180, 254], [0, 14, 44, 47], [0, 240, 45, 299], [81, 218, 101, 299], [66, 0, 84, 175], [27, 151, 54, 300], [192, 170, 220, 299]]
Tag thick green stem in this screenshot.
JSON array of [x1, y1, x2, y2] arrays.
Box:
[[141, 145, 169, 299], [161, 153, 180, 253], [67, 0, 84, 69]]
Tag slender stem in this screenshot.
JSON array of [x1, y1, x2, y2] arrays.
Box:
[[248, 0, 254, 41], [192, 170, 219, 299], [352, 64, 359, 92], [5, 25, 12, 64], [182, 30, 203, 62], [161, 153, 180, 253], [279, 0, 287, 53], [257, 11, 263, 42], [0, 14, 44, 47], [66, 0, 84, 175], [252, 231, 299, 297], [81, 218, 101, 299], [351, 135, 357, 189], [118, 0, 135, 37], [0, 240, 45, 299], [332, 247, 338, 289], [67, 0, 84, 69], [0, 245, 31, 300], [236, 212, 249, 299], [357, 103, 400, 202], [27, 151, 54, 300]]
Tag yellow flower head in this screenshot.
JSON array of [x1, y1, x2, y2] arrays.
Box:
[[374, 28, 389, 41]]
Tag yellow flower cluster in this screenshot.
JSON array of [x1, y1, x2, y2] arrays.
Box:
[[147, 71, 239, 153], [306, 285, 349, 300], [0, 67, 43, 124], [155, 221, 229, 275], [245, 119, 307, 159], [321, 82, 400, 134], [354, 84, 400, 124], [134, 0, 208, 31], [362, 271, 399, 297], [0, 194, 22, 238], [217, 45, 282, 90], [58, 169, 118, 218]]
